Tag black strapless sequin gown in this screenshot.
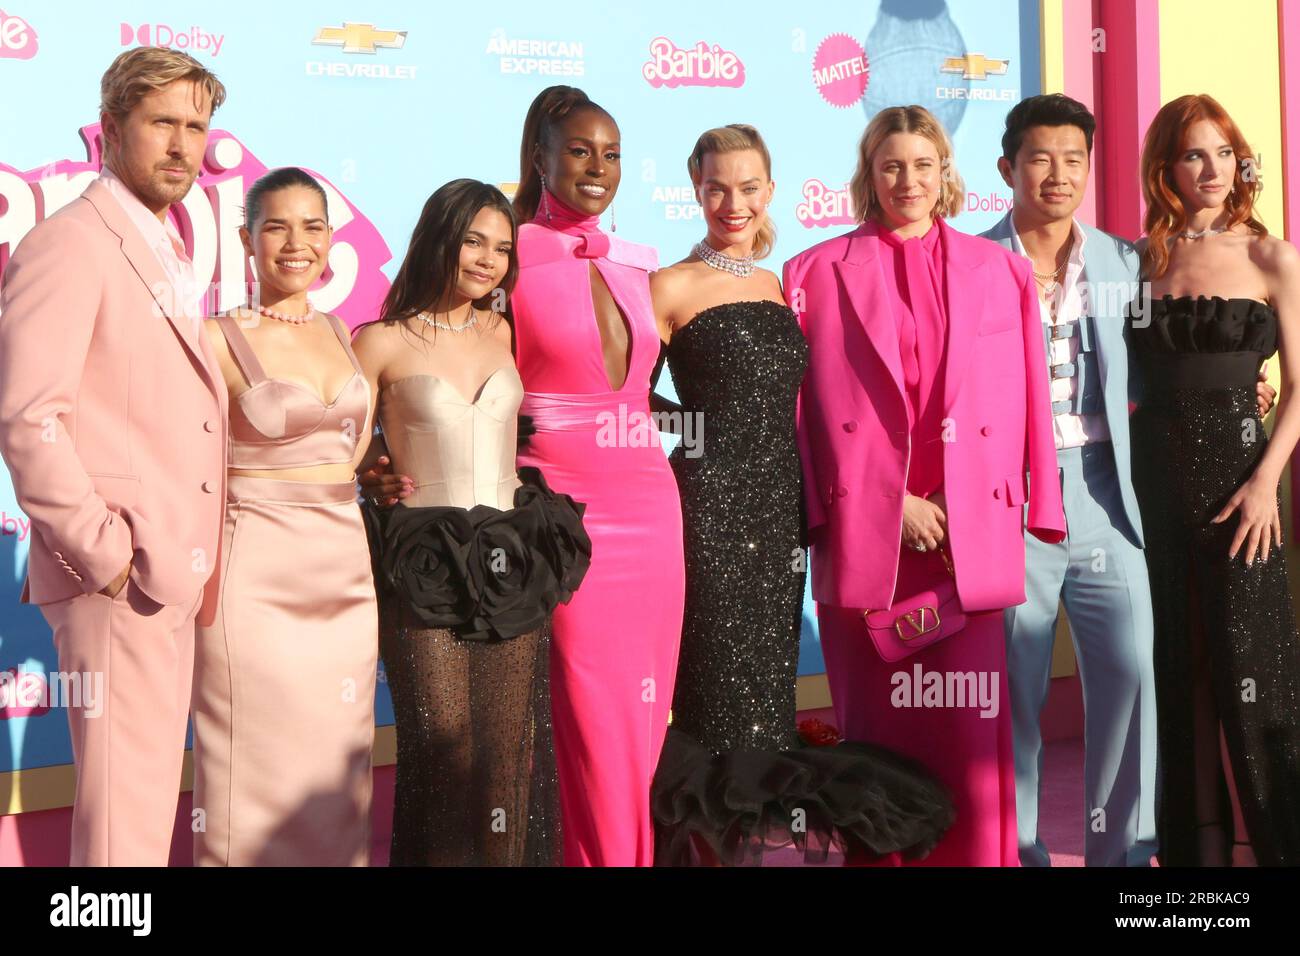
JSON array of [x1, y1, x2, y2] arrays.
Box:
[[1129, 295, 1300, 866], [650, 300, 954, 866]]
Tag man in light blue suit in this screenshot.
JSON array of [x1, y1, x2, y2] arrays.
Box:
[[983, 95, 1275, 866], [983, 94, 1154, 868]]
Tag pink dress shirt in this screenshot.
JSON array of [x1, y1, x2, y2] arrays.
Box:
[[875, 220, 948, 499], [97, 165, 202, 334]]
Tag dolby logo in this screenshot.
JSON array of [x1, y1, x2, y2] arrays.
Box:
[[119, 22, 224, 56]]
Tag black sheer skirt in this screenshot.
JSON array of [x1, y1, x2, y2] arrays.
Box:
[[363, 469, 590, 866], [380, 599, 561, 866]]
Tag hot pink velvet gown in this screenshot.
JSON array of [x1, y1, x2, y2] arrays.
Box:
[[512, 192, 685, 866]]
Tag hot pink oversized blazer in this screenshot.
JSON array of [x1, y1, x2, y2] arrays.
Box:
[[0, 179, 228, 625], [783, 218, 1065, 613]]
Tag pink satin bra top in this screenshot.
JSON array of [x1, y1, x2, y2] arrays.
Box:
[[377, 366, 524, 511], [213, 313, 370, 470]]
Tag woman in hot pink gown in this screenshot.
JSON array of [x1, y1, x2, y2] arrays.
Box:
[[510, 86, 685, 866]]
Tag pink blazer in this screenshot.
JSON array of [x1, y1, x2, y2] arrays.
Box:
[[783, 218, 1065, 613], [0, 179, 228, 625]]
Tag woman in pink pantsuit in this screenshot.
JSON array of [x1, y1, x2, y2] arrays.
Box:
[[510, 86, 684, 866], [784, 106, 1065, 865]]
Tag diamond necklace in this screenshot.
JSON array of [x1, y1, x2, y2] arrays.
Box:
[[415, 305, 478, 333], [693, 240, 755, 278], [1181, 225, 1228, 240]]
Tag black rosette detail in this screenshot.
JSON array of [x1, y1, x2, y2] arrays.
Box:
[[376, 468, 592, 642], [516, 466, 591, 600], [381, 506, 477, 628]]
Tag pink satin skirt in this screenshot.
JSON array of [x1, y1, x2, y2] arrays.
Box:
[[193, 476, 378, 866]]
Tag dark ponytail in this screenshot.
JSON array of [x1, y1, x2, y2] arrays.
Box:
[[243, 166, 328, 228], [514, 85, 611, 221]]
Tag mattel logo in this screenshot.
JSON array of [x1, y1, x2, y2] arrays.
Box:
[[642, 37, 744, 88], [120, 22, 224, 56], [0, 9, 38, 59]]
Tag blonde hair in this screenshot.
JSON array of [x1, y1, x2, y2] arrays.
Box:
[[849, 105, 964, 223], [687, 124, 776, 260], [100, 46, 226, 122]]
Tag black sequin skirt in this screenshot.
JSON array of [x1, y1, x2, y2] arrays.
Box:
[[364, 467, 592, 642], [1132, 376, 1300, 865]]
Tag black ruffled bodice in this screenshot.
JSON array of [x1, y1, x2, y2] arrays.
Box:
[[1131, 295, 1278, 356]]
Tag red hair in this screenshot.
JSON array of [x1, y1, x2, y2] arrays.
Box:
[[1140, 94, 1266, 278]]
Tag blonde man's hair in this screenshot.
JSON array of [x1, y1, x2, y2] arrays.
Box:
[[100, 46, 226, 122], [687, 124, 777, 260], [849, 105, 964, 223]]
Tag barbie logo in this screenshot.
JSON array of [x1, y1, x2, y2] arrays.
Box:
[[0, 9, 38, 59], [0, 125, 391, 330], [642, 37, 745, 88], [796, 179, 856, 228]]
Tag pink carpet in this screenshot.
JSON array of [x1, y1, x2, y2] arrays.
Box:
[[4, 678, 1093, 866]]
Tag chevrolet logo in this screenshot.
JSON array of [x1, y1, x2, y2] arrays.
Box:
[[313, 23, 406, 55], [941, 54, 1010, 81]]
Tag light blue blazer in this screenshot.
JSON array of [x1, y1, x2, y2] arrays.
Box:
[[980, 212, 1144, 547]]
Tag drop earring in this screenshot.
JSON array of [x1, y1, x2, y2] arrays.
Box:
[[610, 202, 617, 233], [539, 173, 552, 221]]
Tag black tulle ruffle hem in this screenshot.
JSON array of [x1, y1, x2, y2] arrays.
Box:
[[652, 728, 956, 866], [363, 466, 591, 642]]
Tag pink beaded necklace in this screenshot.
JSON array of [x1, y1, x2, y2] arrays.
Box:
[[231, 299, 317, 325], [257, 299, 315, 325]]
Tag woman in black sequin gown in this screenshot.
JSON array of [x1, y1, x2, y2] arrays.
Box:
[[1129, 96, 1300, 866], [647, 126, 953, 866]]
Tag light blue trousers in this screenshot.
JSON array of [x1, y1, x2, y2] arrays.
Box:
[[1005, 442, 1158, 866]]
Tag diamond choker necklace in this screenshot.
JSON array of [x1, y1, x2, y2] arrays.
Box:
[[693, 240, 755, 278]]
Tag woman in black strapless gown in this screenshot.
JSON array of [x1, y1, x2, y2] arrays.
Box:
[[1130, 296, 1300, 866], [1131, 94, 1300, 867]]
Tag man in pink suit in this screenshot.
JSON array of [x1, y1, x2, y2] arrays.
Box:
[[0, 48, 228, 866], [783, 105, 1065, 865]]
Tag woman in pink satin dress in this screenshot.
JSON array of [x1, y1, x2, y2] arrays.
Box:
[[195, 167, 378, 866], [509, 85, 685, 866]]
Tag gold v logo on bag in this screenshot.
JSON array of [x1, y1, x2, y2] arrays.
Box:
[[895, 605, 941, 640]]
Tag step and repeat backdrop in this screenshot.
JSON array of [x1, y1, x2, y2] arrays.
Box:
[[0, 0, 1039, 782]]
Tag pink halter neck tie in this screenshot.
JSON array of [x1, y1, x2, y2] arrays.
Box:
[[533, 188, 612, 259]]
